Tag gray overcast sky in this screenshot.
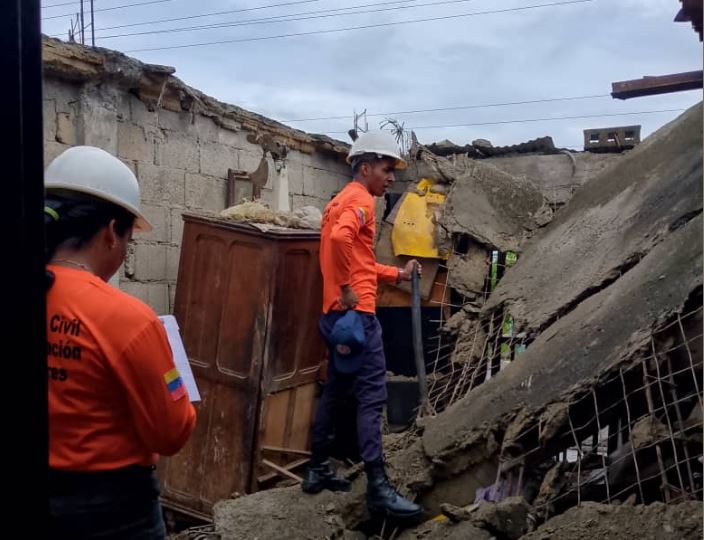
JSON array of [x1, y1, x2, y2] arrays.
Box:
[[41, 0, 702, 149]]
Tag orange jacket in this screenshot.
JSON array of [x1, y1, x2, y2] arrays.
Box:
[[47, 265, 196, 471], [320, 181, 399, 314]]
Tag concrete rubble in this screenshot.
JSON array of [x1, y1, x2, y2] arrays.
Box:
[[398, 143, 554, 253], [520, 501, 703, 540], [426, 135, 559, 159], [210, 102, 703, 539], [219, 200, 322, 229]]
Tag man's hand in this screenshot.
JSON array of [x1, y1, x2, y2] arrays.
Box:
[[398, 259, 422, 282], [339, 285, 359, 310]]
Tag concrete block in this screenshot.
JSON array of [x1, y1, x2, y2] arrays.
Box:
[[224, 128, 261, 153], [286, 159, 304, 195], [291, 194, 326, 212], [44, 99, 57, 141], [308, 152, 349, 176], [238, 150, 263, 172], [185, 173, 227, 212], [118, 122, 153, 162], [213, 122, 246, 147], [199, 141, 239, 178], [194, 115, 220, 143], [303, 165, 348, 200], [56, 112, 77, 145], [158, 108, 193, 133], [45, 80, 80, 114], [119, 281, 169, 315], [136, 162, 186, 206], [170, 207, 186, 244], [78, 95, 118, 154], [44, 141, 70, 166], [133, 243, 167, 281], [129, 95, 157, 127], [166, 244, 180, 282], [139, 204, 169, 243], [157, 131, 199, 171]]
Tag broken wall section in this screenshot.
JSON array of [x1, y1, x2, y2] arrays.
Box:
[[42, 37, 352, 313], [485, 151, 624, 206]]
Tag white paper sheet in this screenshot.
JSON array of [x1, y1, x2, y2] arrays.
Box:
[[158, 315, 201, 402]]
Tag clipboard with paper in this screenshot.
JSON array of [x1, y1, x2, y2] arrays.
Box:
[[158, 315, 201, 402]]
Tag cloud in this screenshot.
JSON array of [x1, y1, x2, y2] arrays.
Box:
[[40, 0, 702, 148]]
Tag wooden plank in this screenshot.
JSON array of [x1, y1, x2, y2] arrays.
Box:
[[257, 458, 309, 484], [375, 222, 441, 300], [611, 70, 703, 99], [261, 445, 312, 457], [261, 459, 304, 483], [377, 269, 449, 308]]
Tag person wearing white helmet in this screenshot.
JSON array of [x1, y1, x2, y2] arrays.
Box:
[[302, 131, 424, 522], [45, 146, 196, 540]]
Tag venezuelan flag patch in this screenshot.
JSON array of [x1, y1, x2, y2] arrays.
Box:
[[164, 367, 187, 401], [357, 207, 367, 226]]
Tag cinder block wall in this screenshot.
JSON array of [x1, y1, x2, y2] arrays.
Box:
[[43, 78, 351, 314]]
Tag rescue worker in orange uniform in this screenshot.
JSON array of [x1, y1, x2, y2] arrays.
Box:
[[302, 131, 424, 522], [45, 146, 196, 539]]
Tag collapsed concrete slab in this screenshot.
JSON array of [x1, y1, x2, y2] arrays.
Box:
[[422, 211, 702, 467], [397, 145, 554, 253], [439, 159, 554, 253], [521, 501, 703, 540], [484, 103, 703, 333], [213, 487, 365, 540], [375, 102, 703, 523]]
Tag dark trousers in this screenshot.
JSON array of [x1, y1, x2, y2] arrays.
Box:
[[311, 311, 387, 463], [49, 466, 166, 540]]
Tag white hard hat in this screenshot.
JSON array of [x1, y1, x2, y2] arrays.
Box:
[[45, 146, 152, 232], [347, 130, 407, 170]]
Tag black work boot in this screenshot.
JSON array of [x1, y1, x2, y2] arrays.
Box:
[[365, 458, 423, 521], [301, 460, 351, 494]]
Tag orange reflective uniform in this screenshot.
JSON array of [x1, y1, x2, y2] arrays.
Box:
[[47, 265, 196, 471], [320, 181, 399, 314]]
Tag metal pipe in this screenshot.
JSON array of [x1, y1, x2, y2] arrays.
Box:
[[80, 0, 85, 45], [90, 0, 95, 46], [411, 264, 428, 412]]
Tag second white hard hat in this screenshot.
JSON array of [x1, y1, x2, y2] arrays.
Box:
[[347, 130, 407, 170], [45, 146, 152, 232]]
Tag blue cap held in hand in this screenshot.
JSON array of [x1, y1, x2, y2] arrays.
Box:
[[330, 310, 365, 374]]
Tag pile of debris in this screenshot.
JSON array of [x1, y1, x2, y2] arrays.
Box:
[[426, 136, 559, 159], [209, 102, 702, 539], [218, 200, 322, 230]]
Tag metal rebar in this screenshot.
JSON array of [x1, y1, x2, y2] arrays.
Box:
[[567, 414, 582, 506], [591, 389, 611, 503], [641, 359, 672, 502], [665, 354, 697, 494], [677, 313, 703, 409], [651, 339, 688, 498], [619, 368, 646, 502]]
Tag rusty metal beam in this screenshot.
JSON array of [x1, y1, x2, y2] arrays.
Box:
[[611, 71, 703, 100]]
